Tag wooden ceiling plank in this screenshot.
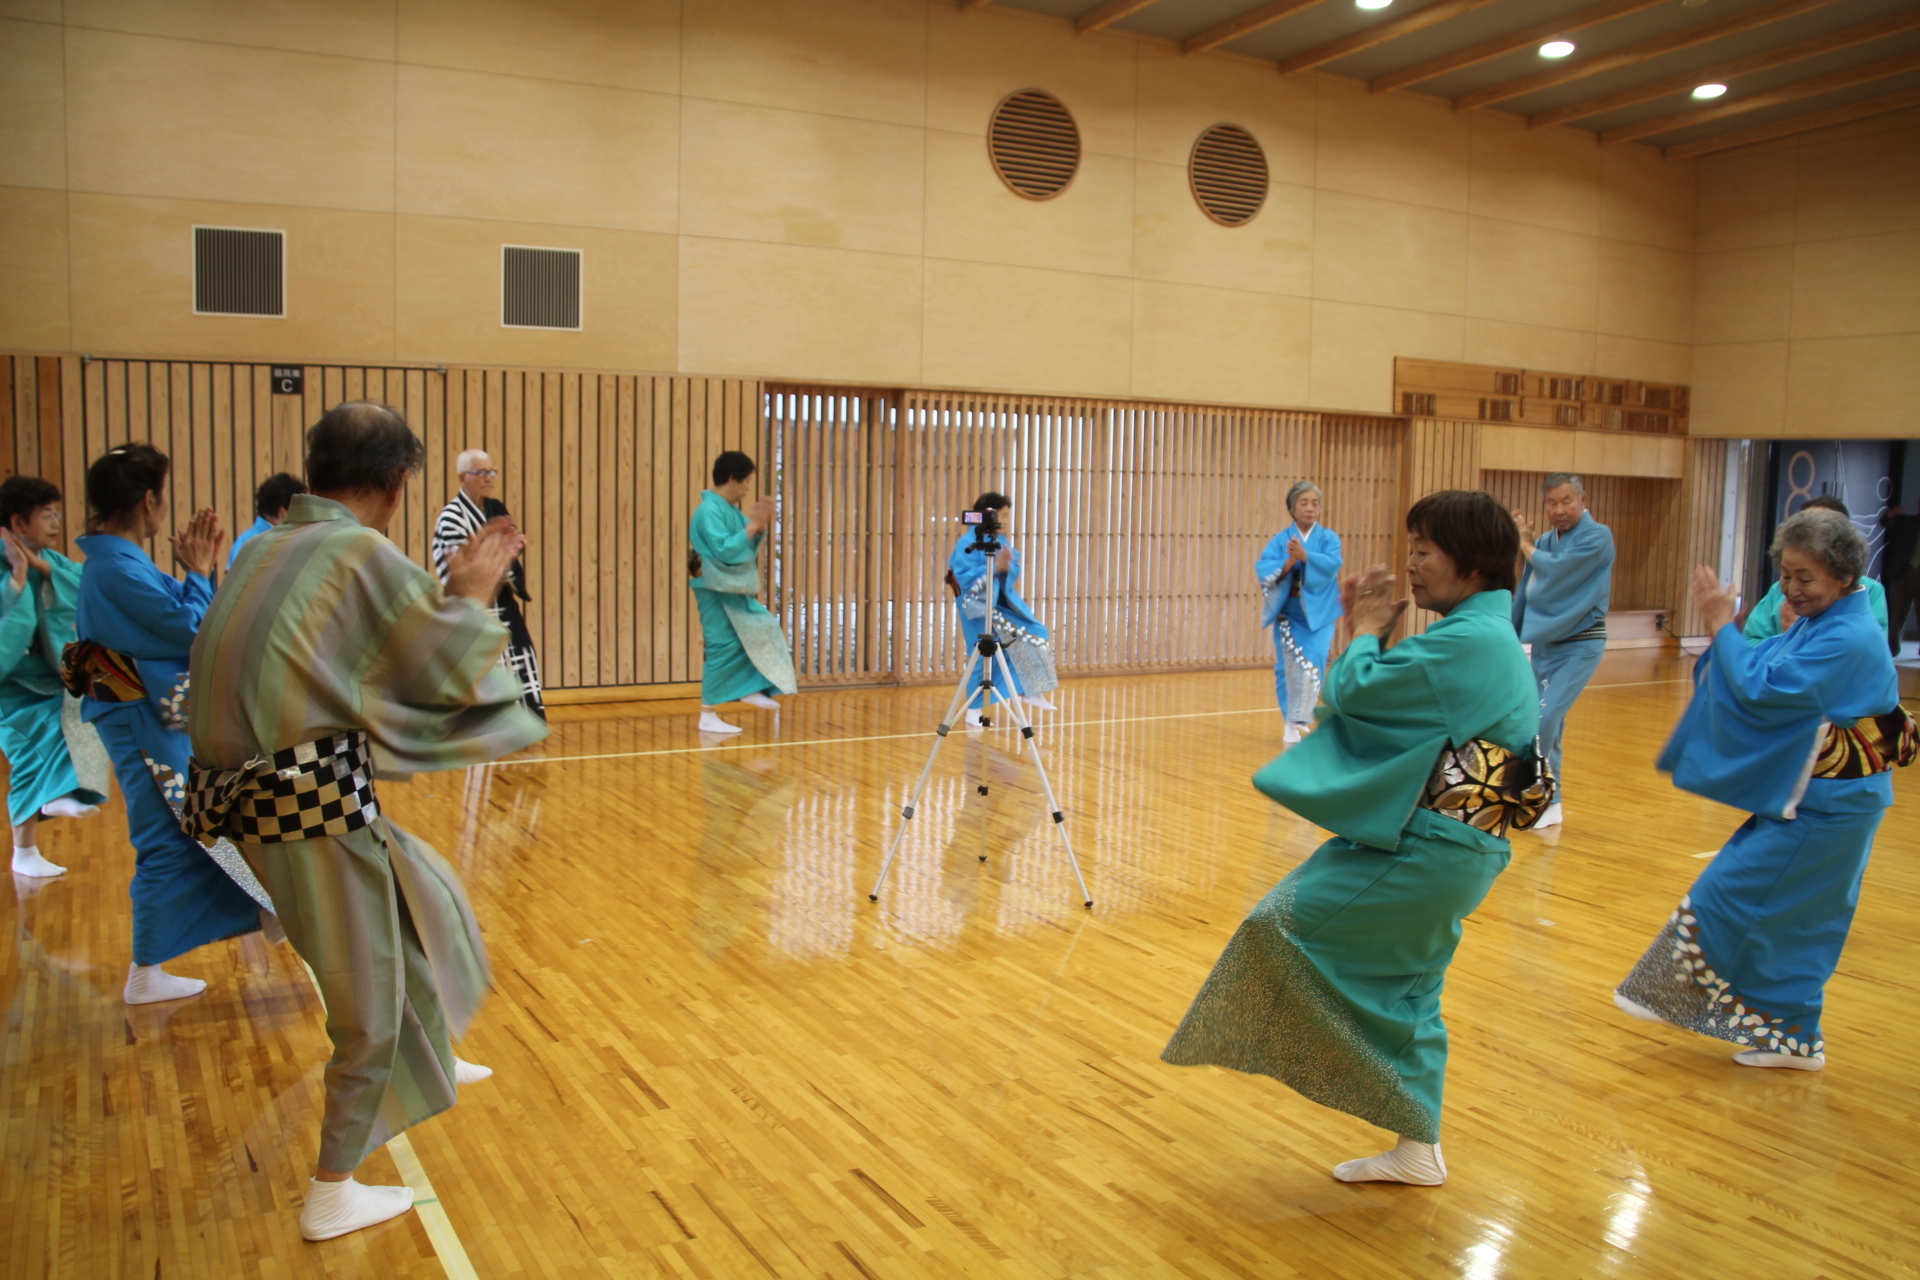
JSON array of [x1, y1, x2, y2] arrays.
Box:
[[1182, 0, 1330, 56], [959, 0, 993, 11], [1451, 0, 1846, 113], [1665, 83, 1920, 157], [1277, 0, 1508, 78], [1531, 8, 1920, 128], [1601, 46, 1920, 144], [1076, 0, 1163, 32], [1371, 0, 1668, 94]]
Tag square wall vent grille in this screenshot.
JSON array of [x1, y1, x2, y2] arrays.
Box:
[[194, 226, 285, 317], [502, 246, 582, 330]]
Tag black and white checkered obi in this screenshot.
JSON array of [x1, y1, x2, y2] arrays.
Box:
[[183, 732, 380, 844]]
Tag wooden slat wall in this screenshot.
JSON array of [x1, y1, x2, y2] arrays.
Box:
[[1403, 418, 1484, 634], [1680, 438, 1729, 635]]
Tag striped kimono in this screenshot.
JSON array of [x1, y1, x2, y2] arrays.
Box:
[[431, 489, 544, 717], [188, 495, 547, 1172]]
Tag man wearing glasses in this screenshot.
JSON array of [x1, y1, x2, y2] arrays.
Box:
[[431, 449, 544, 717]]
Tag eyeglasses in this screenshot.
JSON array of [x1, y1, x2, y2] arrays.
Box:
[[461, 469, 499, 478]]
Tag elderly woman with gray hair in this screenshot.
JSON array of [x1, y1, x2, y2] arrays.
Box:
[[1257, 481, 1343, 742], [1616, 508, 1913, 1072]]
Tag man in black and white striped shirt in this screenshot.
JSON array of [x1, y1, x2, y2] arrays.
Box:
[[431, 449, 544, 717]]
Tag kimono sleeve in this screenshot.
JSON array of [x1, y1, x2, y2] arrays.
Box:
[[1523, 522, 1615, 639], [1255, 533, 1290, 587], [99, 563, 215, 660], [0, 570, 36, 684], [359, 540, 547, 772]]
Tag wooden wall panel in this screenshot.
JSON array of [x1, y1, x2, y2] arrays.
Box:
[[1680, 438, 1729, 636], [1403, 418, 1483, 635]]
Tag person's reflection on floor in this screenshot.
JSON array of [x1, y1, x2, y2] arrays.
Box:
[[691, 753, 797, 961]]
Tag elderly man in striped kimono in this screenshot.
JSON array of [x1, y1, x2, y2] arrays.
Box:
[[431, 447, 544, 717], [187, 403, 547, 1241]]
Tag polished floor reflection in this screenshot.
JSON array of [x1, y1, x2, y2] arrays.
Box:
[[5, 653, 1918, 1278]]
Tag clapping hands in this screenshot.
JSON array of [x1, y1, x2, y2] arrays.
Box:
[[1690, 565, 1739, 634], [1341, 565, 1407, 640], [171, 508, 225, 577], [447, 516, 526, 605]]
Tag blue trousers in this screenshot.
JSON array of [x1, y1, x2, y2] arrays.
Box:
[[1530, 637, 1605, 800], [1272, 609, 1335, 725], [93, 708, 260, 965]]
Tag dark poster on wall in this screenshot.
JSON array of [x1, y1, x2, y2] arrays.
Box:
[[1765, 439, 1912, 581]]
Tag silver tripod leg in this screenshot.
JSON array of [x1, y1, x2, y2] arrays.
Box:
[[868, 644, 987, 902], [985, 644, 1092, 909]]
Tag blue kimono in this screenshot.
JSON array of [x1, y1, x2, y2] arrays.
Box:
[[0, 547, 107, 825], [1617, 589, 1898, 1059], [227, 514, 273, 567], [75, 534, 261, 966], [950, 532, 1058, 706], [1257, 523, 1343, 727], [1513, 512, 1614, 799], [1744, 576, 1887, 643]]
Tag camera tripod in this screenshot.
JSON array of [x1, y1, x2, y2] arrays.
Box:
[[867, 527, 1092, 909]]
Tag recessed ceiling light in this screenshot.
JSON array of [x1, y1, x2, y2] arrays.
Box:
[[1691, 82, 1728, 99], [1356, 0, 1393, 9], [1539, 40, 1576, 58]]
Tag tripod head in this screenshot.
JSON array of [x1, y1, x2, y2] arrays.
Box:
[[961, 507, 1002, 554]]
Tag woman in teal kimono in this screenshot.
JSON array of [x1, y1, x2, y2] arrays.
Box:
[[1165, 490, 1542, 1186], [73, 445, 266, 1005], [950, 491, 1059, 728], [1742, 495, 1886, 644], [1257, 480, 1344, 743], [0, 475, 108, 878], [1617, 509, 1907, 1071], [690, 450, 797, 736]]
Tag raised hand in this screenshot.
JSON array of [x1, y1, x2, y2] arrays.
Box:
[[1343, 564, 1407, 640], [447, 517, 525, 604], [1690, 565, 1738, 634], [1, 530, 27, 589], [1511, 509, 1537, 558], [1284, 536, 1307, 570], [1778, 596, 1797, 633], [171, 508, 225, 577], [995, 546, 1013, 572], [745, 494, 776, 537]]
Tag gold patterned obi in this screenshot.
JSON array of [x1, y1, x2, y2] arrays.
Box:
[[1419, 738, 1555, 839], [1812, 708, 1920, 780]]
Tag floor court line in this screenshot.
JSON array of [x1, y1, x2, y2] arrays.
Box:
[[499, 678, 1694, 769]]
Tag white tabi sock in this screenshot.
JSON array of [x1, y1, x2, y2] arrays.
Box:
[[741, 692, 780, 710], [698, 709, 743, 734], [1021, 694, 1056, 711], [454, 1057, 493, 1086], [1532, 802, 1564, 829], [11, 846, 66, 877], [123, 962, 208, 1005], [1333, 1137, 1448, 1185], [1613, 991, 1668, 1025], [40, 796, 100, 819], [299, 1177, 415, 1241], [963, 707, 985, 728], [1733, 1048, 1825, 1072]]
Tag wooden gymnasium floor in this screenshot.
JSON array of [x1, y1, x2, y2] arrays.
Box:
[[5, 650, 1919, 1280]]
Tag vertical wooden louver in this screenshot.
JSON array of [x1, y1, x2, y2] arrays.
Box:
[[988, 90, 1080, 200], [1188, 124, 1267, 226]]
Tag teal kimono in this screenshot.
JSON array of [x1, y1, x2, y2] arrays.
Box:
[[0, 547, 109, 826], [1744, 576, 1887, 643], [1163, 590, 1538, 1143], [689, 491, 796, 705]]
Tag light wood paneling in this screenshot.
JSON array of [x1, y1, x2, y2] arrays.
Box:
[[1403, 416, 1483, 634], [1480, 422, 1686, 478]]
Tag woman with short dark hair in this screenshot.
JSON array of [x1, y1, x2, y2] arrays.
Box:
[[0, 474, 108, 878], [1617, 508, 1911, 1072], [228, 471, 308, 567], [689, 450, 796, 735], [1164, 489, 1543, 1186], [948, 491, 1059, 727], [71, 444, 266, 1004]]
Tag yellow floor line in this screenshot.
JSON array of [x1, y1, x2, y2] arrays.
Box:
[[291, 957, 478, 1279]]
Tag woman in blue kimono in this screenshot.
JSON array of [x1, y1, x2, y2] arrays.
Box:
[[0, 475, 108, 877], [1256, 481, 1344, 743], [1166, 491, 1543, 1186], [950, 491, 1058, 728], [1617, 509, 1907, 1071], [73, 445, 265, 1005]]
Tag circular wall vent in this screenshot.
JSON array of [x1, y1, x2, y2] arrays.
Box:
[[1189, 123, 1268, 226], [988, 90, 1081, 201]]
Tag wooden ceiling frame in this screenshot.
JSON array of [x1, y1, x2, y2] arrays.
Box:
[[1181, 0, 1329, 56], [1601, 46, 1920, 144], [1075, 0, 1164, 32], [1666, 83, 1920, 157], [1370, 0, 1667, 93], [1450, 0, 1846, 112], [1530, 8, 1920, 129], [1276, 0, 1508, 78]]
